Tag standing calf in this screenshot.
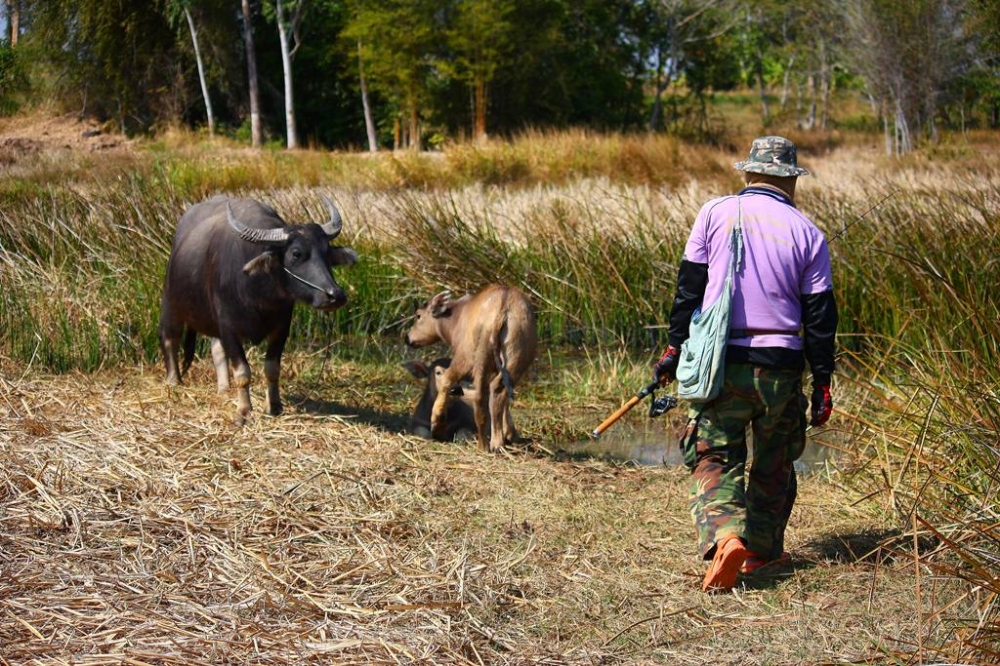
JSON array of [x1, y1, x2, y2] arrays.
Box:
[[402, 358, 476, 442], [405, 284, 537, 452], [159, 195, 357, 424]]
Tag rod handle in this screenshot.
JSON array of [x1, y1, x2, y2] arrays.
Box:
[[591, 396, 641, 439]]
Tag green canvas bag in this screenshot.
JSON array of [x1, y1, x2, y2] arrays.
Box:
[[675, 198, 744, 403]]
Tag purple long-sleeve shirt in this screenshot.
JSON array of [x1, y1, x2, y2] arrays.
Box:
[[682, 187, 833, 352]]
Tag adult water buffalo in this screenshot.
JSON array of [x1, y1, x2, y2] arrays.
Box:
[[405, 284, 537, 452], [159, 194, 357, 424]]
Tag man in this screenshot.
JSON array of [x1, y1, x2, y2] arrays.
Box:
[[653, 136, 837, 593]]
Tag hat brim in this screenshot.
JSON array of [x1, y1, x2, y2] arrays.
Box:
[[734, 161, 810, 177]]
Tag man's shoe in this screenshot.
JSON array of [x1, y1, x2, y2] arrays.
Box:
[[740, 551, 791, 575], [702, 535, 749, 593]]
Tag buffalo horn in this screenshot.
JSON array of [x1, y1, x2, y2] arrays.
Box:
[[319, 195, 343, 239], [227, 202, 290, 245]]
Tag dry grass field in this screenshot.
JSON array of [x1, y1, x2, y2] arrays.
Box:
[[0, 357, 969, 665]]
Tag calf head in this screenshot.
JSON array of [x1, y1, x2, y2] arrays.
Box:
[[402, 357, 476, 441], [229, 197, 358, 310], [404, 290, 455, 347]]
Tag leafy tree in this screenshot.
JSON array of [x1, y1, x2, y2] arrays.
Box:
[[166, 0, 216, 136], [957, 0, 1000, 127], [263, 0, 306, 148], [440, 0, 515, 141], [343, 0, 439, 149], [843, 0, 975, 152], [638, 0, 740, 133], [276, 0, 368, 149], [25, 0, 179, 132]]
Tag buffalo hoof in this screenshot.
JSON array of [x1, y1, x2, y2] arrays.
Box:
[[430, 420, 448, 441]]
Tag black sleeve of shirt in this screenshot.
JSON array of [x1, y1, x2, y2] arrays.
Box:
[[667, 260, 708, 348], [801, 289, 838, 386]]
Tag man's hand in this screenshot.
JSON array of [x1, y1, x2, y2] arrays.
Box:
[[809, 384, 833, 426], [652, 345, 680, 386]]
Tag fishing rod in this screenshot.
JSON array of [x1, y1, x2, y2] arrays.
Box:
[[829, 189, 897, 243]]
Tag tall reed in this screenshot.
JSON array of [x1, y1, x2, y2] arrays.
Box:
[[816, 177, 1000, 664]]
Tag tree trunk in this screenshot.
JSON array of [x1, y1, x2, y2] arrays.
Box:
[[409, 102, 419, 150], [404, 85, 419, 150], [276, 0, 297, 149], [647, 49, 665, 131], [241, 0, 262, 149], [756, 47, 769, 123], [780, 53, 795, 110], [9, 0, 18, 46], [894, 97, 912, 154], [819, 50, 830, 130], [184, 7, 215, 137], [882, 97, 892, 156], [804, 74, 816, 130], [473, 75, 487, 142], [358, 40, 377, 152]]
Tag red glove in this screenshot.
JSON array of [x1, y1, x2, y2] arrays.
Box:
[[652, 345, 680, 385], [809, 384, 832, 426]]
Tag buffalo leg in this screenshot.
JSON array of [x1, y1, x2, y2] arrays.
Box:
[[219, 335, 252, 425], [500, 393, 518, 444], [159, 292, 182, 385], [210, 338, 229, 392], [430, 367, 460, 442], [181, 328, 197, 376], [263, 329, 288, 416], [471, 373, 491, 452], [488, 374, 509, 452], [161, 335, 182, 385]]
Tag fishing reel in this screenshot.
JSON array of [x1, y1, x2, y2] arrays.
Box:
[[649, 392, 678, 418]]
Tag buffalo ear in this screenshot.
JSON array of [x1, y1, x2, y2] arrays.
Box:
[[429, 290, 452, 318], [402, 360, 429, 379], [242, 252, 280, 275], [328, 246, 358, 267]]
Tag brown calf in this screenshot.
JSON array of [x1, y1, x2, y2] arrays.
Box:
[[405, 284, 537, 452], [401, 358, 476, 442]]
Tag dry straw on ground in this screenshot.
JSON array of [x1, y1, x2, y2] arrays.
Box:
[[0, 360, 970, 665]]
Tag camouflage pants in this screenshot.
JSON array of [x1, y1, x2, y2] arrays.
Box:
[[678, 363, 807, 560]]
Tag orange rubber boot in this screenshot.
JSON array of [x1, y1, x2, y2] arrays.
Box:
[[702, 535, 749, 593], [740, 551, 791, 575]]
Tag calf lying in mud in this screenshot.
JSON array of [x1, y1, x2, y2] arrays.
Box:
[[405, 284, 537, 452], [402, 358, 476, 442]]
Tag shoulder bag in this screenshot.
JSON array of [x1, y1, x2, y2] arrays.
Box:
[[675, 198, 743, 403]]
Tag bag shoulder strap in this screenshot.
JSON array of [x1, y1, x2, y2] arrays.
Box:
[[728, 197, 744, 283]]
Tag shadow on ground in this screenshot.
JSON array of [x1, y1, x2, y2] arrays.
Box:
[[803, 527, 939, 564], [287, 393, 412, 435]]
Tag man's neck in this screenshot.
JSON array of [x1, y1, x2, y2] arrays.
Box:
[[744, 182, 795, 205]]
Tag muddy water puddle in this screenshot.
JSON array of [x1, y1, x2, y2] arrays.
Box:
[[555, 420, 842, 475]]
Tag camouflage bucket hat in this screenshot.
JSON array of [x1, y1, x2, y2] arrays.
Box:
[[733, 135, 810, 177]]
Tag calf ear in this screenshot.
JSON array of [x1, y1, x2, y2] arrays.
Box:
[[402, 360, 429, 379], [328, 246, 358, 267], [242, 251, 280, 275], [429, 290, 452, 318]]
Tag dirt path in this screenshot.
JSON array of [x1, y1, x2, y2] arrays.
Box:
[[0, 112, 130, 167]]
